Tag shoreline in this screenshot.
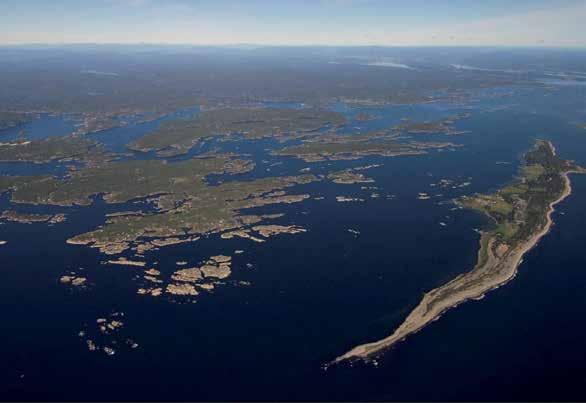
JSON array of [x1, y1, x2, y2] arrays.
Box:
[[331, 161, 578, 364]]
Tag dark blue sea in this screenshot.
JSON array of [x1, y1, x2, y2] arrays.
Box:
[[1, 81, 586, 401]]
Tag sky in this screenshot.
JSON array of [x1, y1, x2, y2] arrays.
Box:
[[1, 0, 586, 47]]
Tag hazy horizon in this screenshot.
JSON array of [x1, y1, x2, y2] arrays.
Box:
[[2, 43, 586, 49], [2, 0, 586, 48]]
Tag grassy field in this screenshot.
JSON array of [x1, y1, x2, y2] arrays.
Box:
[[460, 140, 576, 245]]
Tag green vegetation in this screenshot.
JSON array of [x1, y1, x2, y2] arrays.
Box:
[[0, 135, 107, 163], [274, 131, 453, 162], [4, 155, 254, 206], [521, 164, 545, 181], [0, 175, 45, 194], [67, 173, 318, 253], [0, 48, 518, 118], [395, 120, 450, 134], [0, 111, 31, 131], [0, 148, 318, 253], [460, 140, 578, 245], [129, 108, 346, 157], [327, 168, 374, 184], [393, 113, 470, 135], [0, 210, 65, 224], [476, 232, 492, 268]]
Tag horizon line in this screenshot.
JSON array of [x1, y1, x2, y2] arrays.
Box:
[[2, 42, 586, 50]]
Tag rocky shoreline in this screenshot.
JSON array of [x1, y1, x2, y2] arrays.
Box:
[[331, 142, 583, 364]]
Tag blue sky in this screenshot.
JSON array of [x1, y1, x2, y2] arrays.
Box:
[[1, 0, 585, 47]]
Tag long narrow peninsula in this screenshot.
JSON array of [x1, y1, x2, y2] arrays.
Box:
[[333, 140, 584, 364]]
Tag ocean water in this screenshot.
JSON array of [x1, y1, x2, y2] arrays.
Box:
[[1, 83, 586, 400], [87, 106, 200, 153]]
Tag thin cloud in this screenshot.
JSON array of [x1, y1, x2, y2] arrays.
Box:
[[105, 0, 149, 7]]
